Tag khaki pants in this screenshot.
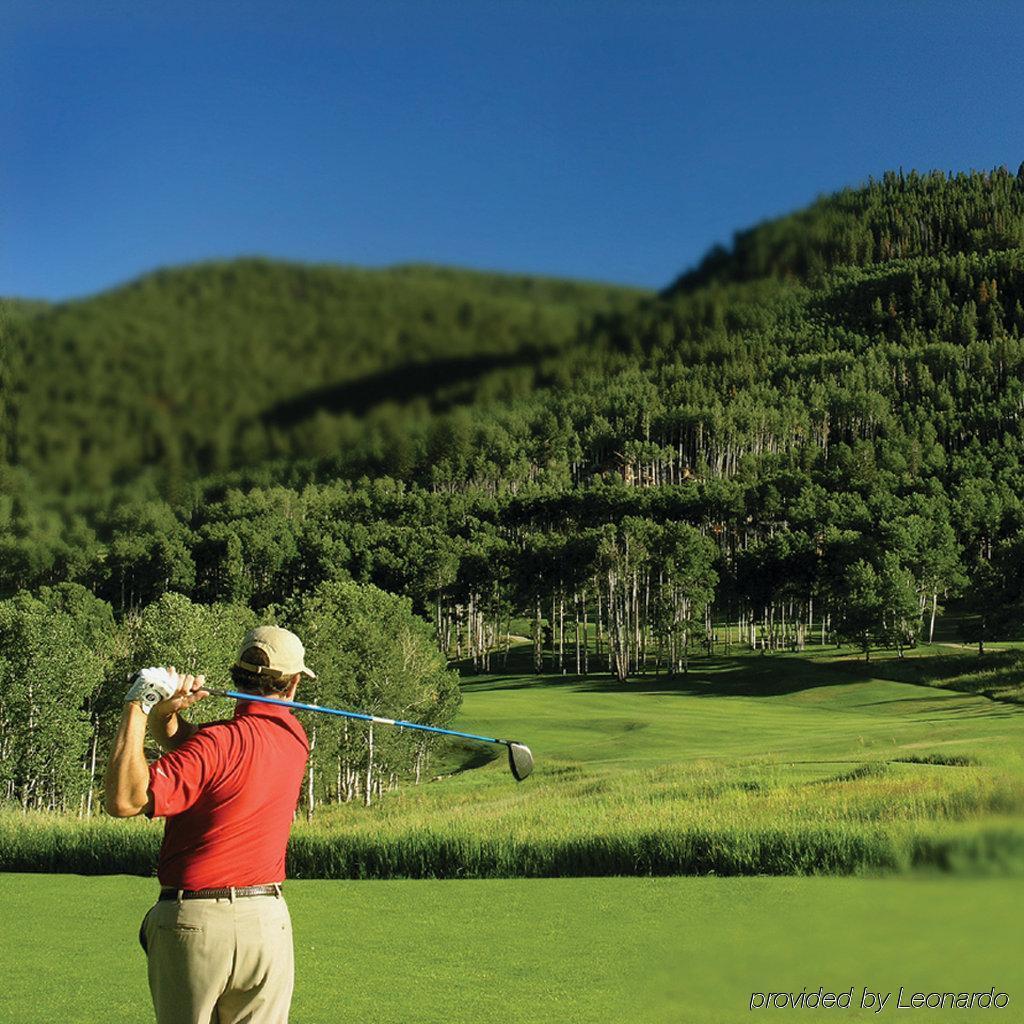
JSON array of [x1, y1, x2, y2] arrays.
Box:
[[140, 893, 294, 1024]]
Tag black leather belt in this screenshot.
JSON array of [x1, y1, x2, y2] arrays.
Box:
[[159, 884, 282, 901]]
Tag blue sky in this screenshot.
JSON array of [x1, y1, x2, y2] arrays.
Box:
[[5, 1, 1024, 300]]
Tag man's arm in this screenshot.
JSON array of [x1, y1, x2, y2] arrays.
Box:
[[149, 713, 197, 752], [103, 703, 154, 818], [103, 669, 209, 816]]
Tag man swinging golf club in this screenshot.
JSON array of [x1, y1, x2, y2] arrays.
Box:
[[104, 626, 315, 1024]]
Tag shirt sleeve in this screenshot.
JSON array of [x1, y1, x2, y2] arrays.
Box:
[[148, 727, 223, 818]]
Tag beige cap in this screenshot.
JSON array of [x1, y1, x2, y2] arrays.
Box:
[[235, 625, 316, 679]]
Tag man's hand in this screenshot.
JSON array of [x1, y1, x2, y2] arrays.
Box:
[[125, 666, 178, 715], [152, 667, 209, 719], [148, 667, 209, 752]]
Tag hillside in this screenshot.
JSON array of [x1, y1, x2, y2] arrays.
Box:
[[664, 165, 1024, 292], [7, 169, 1024, 507], [0, 259, 646, 494], [1, 168, 1023, 679]]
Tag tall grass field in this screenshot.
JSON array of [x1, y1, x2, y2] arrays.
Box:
[[3, 645, 1022, 877]]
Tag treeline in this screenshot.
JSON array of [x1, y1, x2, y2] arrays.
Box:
[[0, 581, 460, 816], [0, 470, 1003, 673], [668, 164, 1024, 288]]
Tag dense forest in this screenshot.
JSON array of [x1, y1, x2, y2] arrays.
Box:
[[0, 262, 642, 495], [4, 166, 1024, 812]]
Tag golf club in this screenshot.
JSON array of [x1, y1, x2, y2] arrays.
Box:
[[206, 689, 534, 781]]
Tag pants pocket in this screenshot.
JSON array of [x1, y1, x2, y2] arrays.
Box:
[[138, 905, 153, 955]]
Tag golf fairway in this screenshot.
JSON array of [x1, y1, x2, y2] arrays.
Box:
[[1, 873, 1019, 1023]]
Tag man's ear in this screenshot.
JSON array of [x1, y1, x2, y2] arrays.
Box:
[[285, 674, 300, 701]]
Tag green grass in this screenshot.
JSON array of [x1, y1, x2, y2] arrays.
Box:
[[1, 872, 1021, 1023], [299, 647, 1024, 872], [294, 645, 1024, 876], [834, 644, 1024, 704], [3, 649, 1023, 1020], [3, 646, 1023, 876]]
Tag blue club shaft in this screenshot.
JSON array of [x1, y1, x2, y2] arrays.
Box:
[[208, 689, 516, 747]]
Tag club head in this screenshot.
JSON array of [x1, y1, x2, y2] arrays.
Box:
[[507, 742, 534, 782]]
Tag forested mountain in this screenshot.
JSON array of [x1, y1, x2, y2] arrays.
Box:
[[0, 260, 644, 494], [6, 167, 1024, 811], [666, 165, 1024, 290]]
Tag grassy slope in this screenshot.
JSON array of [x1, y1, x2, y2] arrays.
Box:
[[1, 872, 1020, 1024], [454, 645, 1024, 771], [8, 645, 1020, 877], [281, 643, 1024, 874], [336, 640, 1024, 795]]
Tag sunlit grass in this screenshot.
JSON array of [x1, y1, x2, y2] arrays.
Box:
[[3, 647, 1023, 877], [5, 873, 1023, 1024]]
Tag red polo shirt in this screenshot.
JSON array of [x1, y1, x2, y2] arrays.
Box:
[[148, 699, 309, 889]]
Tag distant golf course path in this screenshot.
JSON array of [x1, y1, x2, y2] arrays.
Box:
[[2, 873, 1020, 1023]]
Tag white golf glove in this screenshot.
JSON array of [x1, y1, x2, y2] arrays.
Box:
[[125, 666, 177, 714]]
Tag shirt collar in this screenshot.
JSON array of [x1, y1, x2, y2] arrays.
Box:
[[233, 697, 295, 719]]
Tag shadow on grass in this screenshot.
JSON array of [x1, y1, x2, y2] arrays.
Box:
[[462, 652, 854, 698], [824, 647, 1024, 708], [459, 644, 1024, 709], [432, 742, 502, 777]]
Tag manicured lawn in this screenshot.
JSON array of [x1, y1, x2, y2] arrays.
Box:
[[1, 872, 1020, 1023], [452, 647, 1024, 776]]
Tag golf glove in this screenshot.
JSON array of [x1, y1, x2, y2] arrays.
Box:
[[125, 666, 177, 714]]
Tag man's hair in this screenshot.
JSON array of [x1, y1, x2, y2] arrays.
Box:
[[230, 646, 293, 696]]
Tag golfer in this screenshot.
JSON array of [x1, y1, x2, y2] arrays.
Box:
[[104, 626, 315, 1024]]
